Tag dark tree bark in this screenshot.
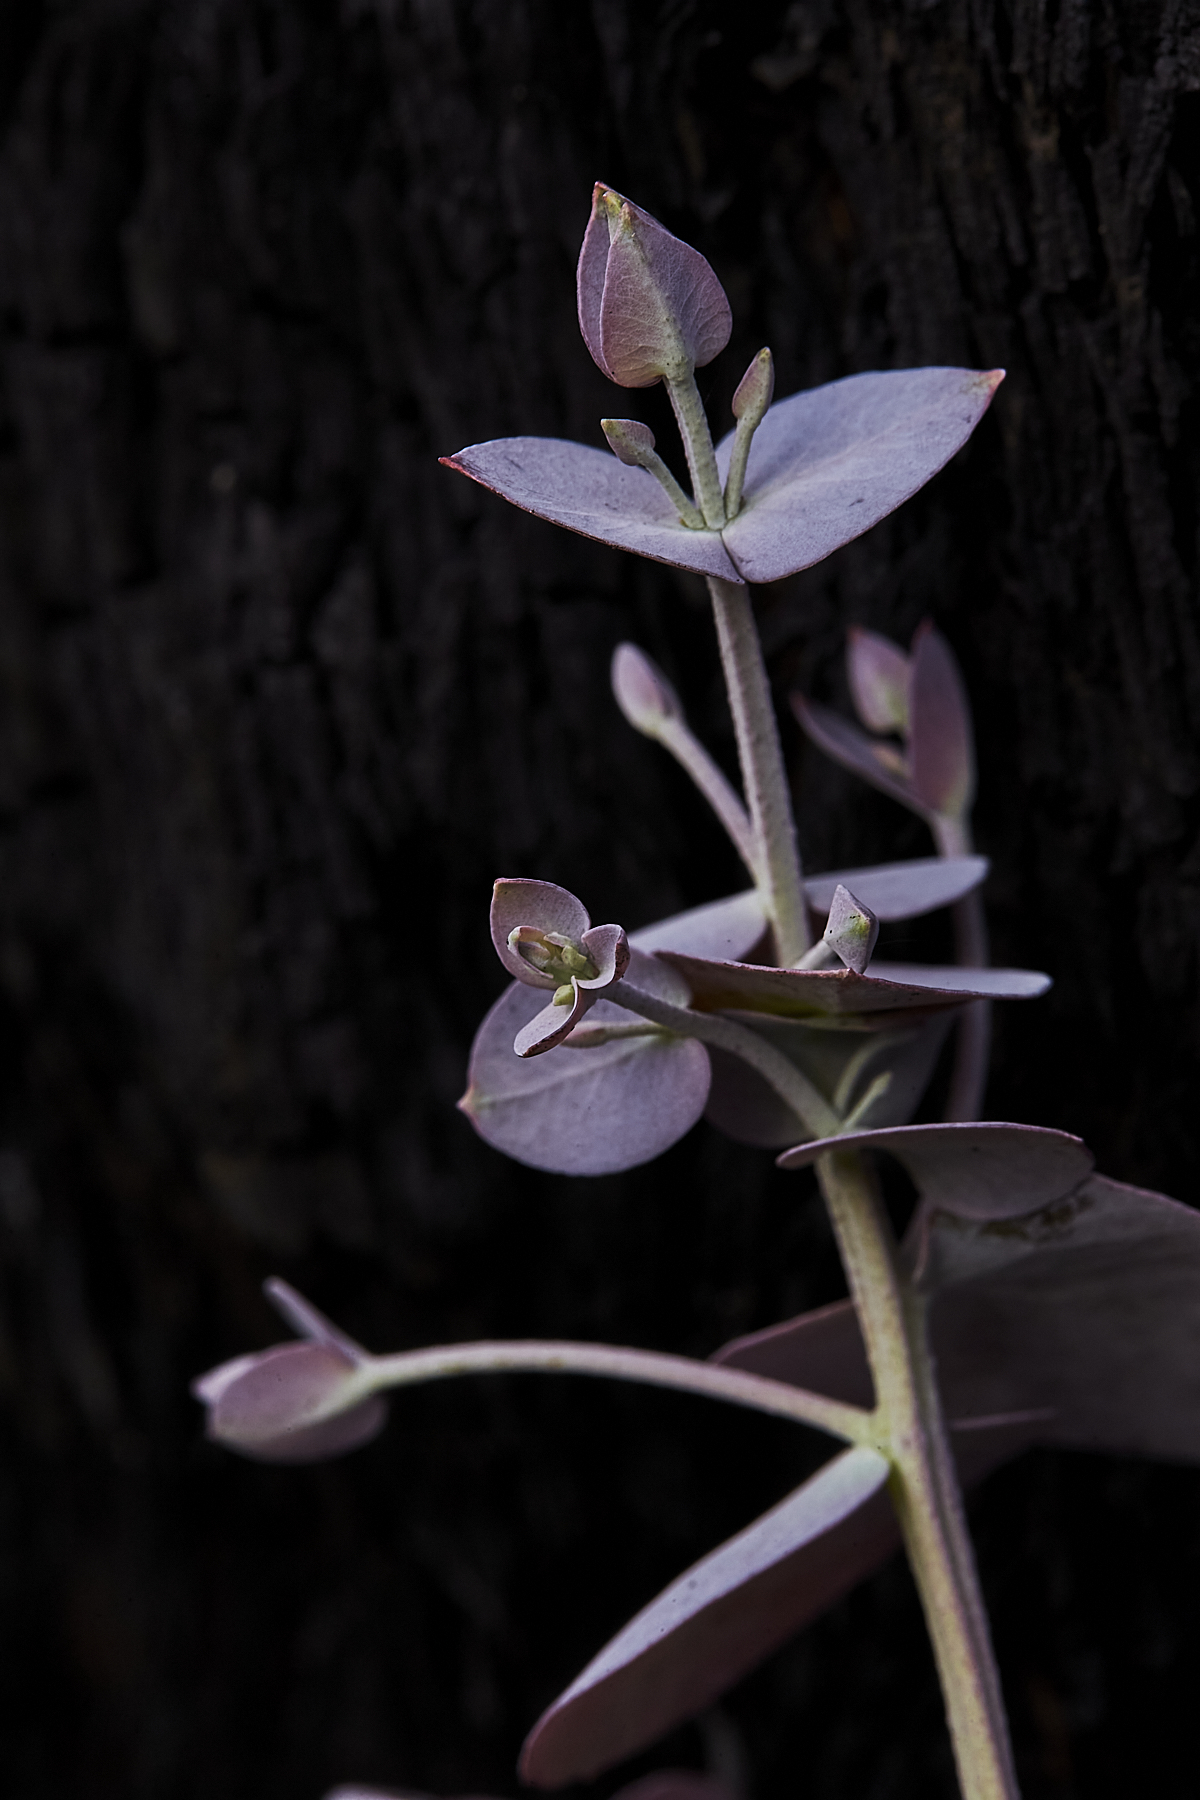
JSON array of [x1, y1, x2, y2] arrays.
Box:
[[1, 3, 1198, 1796]]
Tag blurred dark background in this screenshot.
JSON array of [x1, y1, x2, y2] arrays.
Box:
[[0, 2, 1198, 1795]]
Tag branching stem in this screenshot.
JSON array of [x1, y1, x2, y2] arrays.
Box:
[[368, 1338, 870, 1445], [707, 577, 811, 964], [816, 1148, 1018, 1800]]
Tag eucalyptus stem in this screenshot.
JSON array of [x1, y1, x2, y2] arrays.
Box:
[[612, 977, 841, 1140], [816, 1148, 1019, 1800], [665, 371, 726, 528], [707, 576, 812, 964], [368, 1338, 870, 1445]]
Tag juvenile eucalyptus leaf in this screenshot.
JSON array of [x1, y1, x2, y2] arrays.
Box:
[[804, 855, 987, 921], [790, 696, 920, 812], [519, 1448, 890, 1786], [443, 370, 1002, 587], [909, 623, 976, 817], [654, 950, 1048, 1019], [777, 1121, 1093, 1218], [193, 1342, 384, 1464], [847, 626, 912, 735], [459, 952, 710, 1176]]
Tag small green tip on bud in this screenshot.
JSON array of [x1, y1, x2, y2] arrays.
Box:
[[611, 642, 684, 736], [732, 347, 775, 426], [823, 884, 880, 975], [602, 418, 657, 466]]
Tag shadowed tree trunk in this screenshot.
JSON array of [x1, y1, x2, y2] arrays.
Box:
[[0, 3, 1198, 1796]]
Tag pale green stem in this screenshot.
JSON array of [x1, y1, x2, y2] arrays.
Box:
[[653, 716, 760, 881], [611, 977, 841, 1140], [723, 415, 756, 518], [631, 446, 706, 529], [707, 577, 812, 964], [933, 811, 991, 1122], [367, 1338, 870, 1445], [816, 1148, 1019, 1800], [665, 371, 726, 528]]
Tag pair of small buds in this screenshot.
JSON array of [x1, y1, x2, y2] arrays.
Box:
[[192, 1279, 385, 1463], [491, 878, 630, 1057]]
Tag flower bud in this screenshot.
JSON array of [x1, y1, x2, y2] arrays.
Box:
[[577, 184, 732, 388], [611, 642, 683, 736], [732, 347, 775, 427], [847, 627, 911, 737], [602, 419, 657, 466], [193, 1341, 385, 1463], [823, 884, 879, 974]]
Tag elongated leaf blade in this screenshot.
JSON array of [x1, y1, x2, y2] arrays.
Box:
[[655, 952, 1047, 1019], [778, 1121, 1092, 1219], [805, 855, 988, 921], [442, 440, 742, 580], [792, 696, 922, 813], [520, 1448, 890, 1787], [629, 888, 767, 960], [717, 369, 1003, 584]]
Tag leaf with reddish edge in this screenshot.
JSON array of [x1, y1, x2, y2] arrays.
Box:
[[717, 368, 1004, 585], [442, 439, 743, 582], [777, 1122, 1093, 1220], [909, 622, 975, 817], [847, 626, 911, 734], [804, 855, 987, 920], [519, 1447, 890, 1787], [654, 951, 1048, 1020], [490, 878, 592, 986], [193, 1341, 385, 1464], [459, 951, 710, 1176], [443, 369, 1001, 587]]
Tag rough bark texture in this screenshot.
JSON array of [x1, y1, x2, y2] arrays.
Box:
[[1, 3, 1198, 1796]]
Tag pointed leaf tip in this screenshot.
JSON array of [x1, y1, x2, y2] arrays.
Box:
[[822, 884, 879, 973]]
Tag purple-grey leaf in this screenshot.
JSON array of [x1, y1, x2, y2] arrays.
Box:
[[704, 1015, 952, 1149], [908, 623, 975, 817], [629, 889, 767, 961], [514, 986, 594, 1058], [805, 855, 988, 922], [580, 923, 631, 987], [490, 878, 592, 986], [847, 626, 911, 735], [460, 953, 711, 1175], [519, 1447, 890, 1786], [777, 1121, 1093, 1219], [791, 697, 921, 813], [264, 1276, 368, 1363], [653, 951, 1047, 1019], [918, 1172, 1200, 1463], [716, 369, 1004, 585], [194, 1341, 385, 1463], [442, 440, 742, 582]]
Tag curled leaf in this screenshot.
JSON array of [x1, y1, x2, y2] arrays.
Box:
[[193, 1341, 384, 1463]]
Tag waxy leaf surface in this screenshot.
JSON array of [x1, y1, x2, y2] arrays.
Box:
[[460, 951, 710, 1176], [791, 696, 919, 813], [194, 1341, 385, 1463], [716, 368, 1003, 585], [778, 1121, 1093, 1219], [520, 1447, 890, 1786], [804, 855, 987, 921], [443, 440, 742, 580], [655, 951, 1048, 1019], [444, 369, 1000, 587]]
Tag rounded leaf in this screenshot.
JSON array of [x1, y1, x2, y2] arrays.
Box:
[[196, 1341, 384, 1463]]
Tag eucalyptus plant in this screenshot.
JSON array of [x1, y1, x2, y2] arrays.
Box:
[[195, 188, 1200, 1800]]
